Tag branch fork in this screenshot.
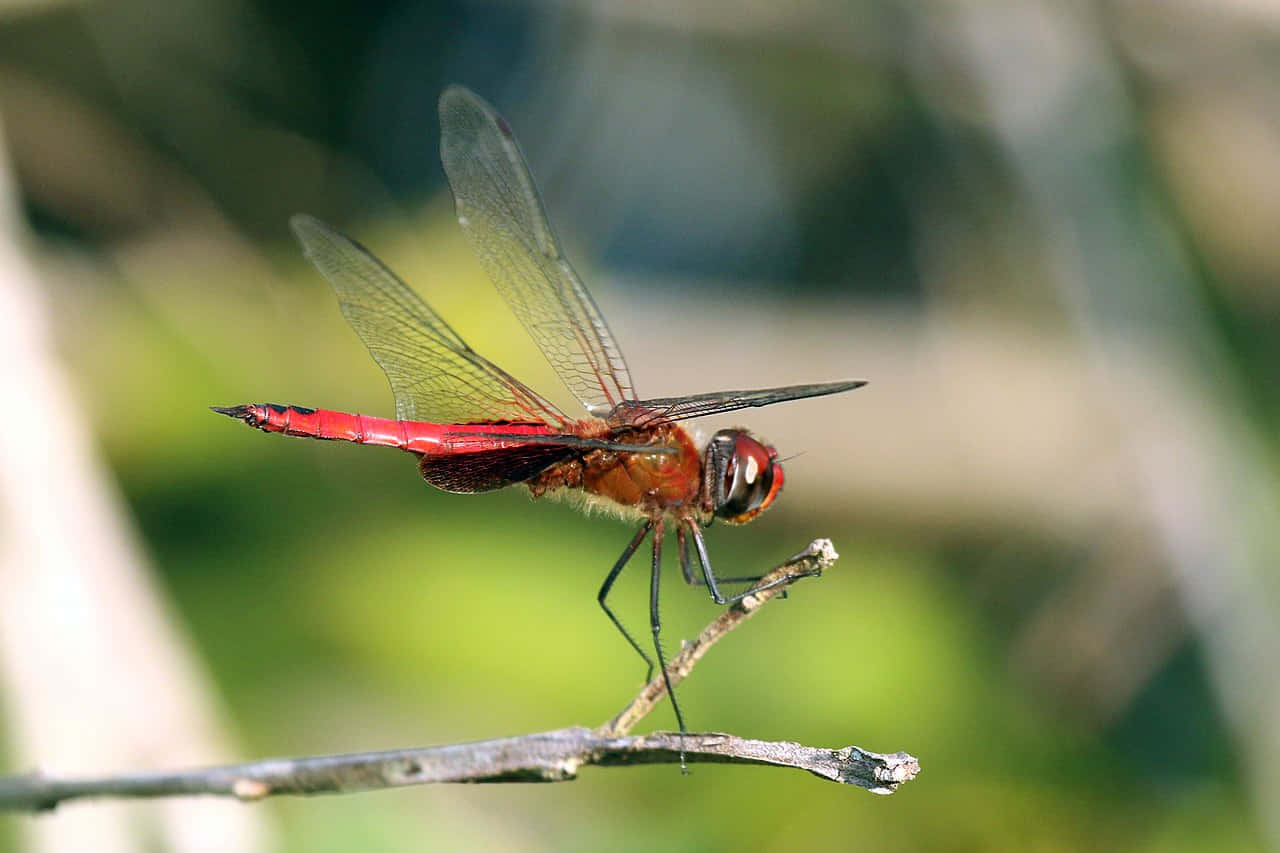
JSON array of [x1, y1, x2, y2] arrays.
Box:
[[0, 538, 919, 812]]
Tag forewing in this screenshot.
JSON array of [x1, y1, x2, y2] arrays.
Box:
[[290, 214, 570, 427], [610, 380, 866, 426], [438, 86, 635, 415]]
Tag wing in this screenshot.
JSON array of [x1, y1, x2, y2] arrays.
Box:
[[609, 380, 867, 427], [290, 214, 571, 428], [438, 86, 635, 416], [420, 444, 577, 494]]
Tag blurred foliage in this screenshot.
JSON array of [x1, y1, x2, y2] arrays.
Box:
[[3, 0, 1279, 850]]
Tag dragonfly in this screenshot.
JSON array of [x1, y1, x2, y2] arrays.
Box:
[[214, 86, 865, 738]]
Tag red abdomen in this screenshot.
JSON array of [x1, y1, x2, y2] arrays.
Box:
[[214, 401, 569, 444], [211, 403, 451, 453], [210, 404, 574, 490]]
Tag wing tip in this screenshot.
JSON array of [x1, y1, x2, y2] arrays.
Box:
[[289, 212, 329, 244], [440, 83, 476, 104], [439, 84, 494, 123], [289, 211, 316, 228]]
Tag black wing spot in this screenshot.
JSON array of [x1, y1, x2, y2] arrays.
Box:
[[419, 446, 574, 494]]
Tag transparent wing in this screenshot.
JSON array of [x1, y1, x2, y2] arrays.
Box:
[[439, 86, 634, 416], [291, 214, 571, 427], [610, 380, 866, 427]]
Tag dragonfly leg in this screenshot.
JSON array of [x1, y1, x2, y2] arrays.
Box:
[[649, 518, 689, 771], [676, 520, 767, 587], [676, 523, 697, 585], [684, 519, 794, 604], [598, 520, 656, 681]]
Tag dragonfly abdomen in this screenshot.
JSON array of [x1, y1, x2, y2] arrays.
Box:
[[210, 404, 447, 453]]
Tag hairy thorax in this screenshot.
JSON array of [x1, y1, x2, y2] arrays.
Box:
[[527, 421, 704, 521]]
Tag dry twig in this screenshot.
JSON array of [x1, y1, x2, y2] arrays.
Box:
[[0, 538, 919, 812]]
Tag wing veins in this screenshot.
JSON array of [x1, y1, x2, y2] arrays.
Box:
[[291, 214, 570, 427], [610, 380, 867, 426], [439, 86, 635, 415]]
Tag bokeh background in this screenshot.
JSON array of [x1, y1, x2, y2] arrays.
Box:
[[2, 0, 1278, 850]]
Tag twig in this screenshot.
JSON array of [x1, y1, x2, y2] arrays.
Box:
[[602, 537, 838, 736], [0, 728, 918, 811], [0, 538, 920, 812]]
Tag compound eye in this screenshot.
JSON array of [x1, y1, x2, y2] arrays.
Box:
[[713, 432, 783, 524]]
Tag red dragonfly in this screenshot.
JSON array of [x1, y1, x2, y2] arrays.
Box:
[[215, 86, 864, 734]]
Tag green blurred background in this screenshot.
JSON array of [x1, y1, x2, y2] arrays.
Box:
[[1, 0, 1278, 850]]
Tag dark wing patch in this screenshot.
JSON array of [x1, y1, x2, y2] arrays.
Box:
[[418, 445, 575, 493]]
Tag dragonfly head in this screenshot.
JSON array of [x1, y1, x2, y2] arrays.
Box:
[[705, 430, 785, 525]]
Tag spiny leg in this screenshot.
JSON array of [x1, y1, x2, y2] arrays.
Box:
[[679, 531, 772, 589], [598, 520, 656, 681], [649, 517, 689, 771], [677, 522, 760, 587], [677, 523, 696, 585], [684, 518, 797, 605]]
